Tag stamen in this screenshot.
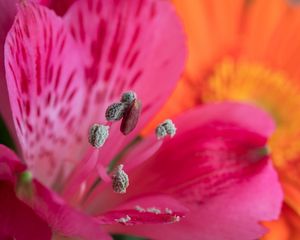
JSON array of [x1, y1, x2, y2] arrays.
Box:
[[115, 215, 131, 224], [104, 91, 141, 134], [146, 207, 161, 214], [120, 99, 142, 135], [165, 208, 173, 214], [155, 119, 176, 139], [88, 124, 109, 148], [121, 91, 137, 105], [135, 205, 146, 212], [112, 164, 129, 194], [105, 102, 126, 121]]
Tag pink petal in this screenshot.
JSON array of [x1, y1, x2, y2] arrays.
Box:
[[0, 144, 111, 240], [174, 101, 275, 139], [90, 103, 282, 239], [0, 0, 19, 148], [27, 180, 112, 240], [111, 161, 282, 240], [122, 134, 163, 171], [0, 144, 25, 180], [47, 0, 76, 16], [4, 2, 90, 186], [97, 194, 188, 224], [63, 0, 186, 167], [0, 182, 52, 240], [0, 145, 51, 239]]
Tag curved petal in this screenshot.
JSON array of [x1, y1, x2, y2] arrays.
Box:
[[97, 195, 187, 226], [0, 181, 52, 240], [173, 101, 275, 138], [4, 2, 90, 185], [0, 145, 51, 239], [47, 0, 76, 16], [93, 103, 282, 239], [113, 161, 282, 240], [0, 144, 111, 240], [63, 0, 186, 167], [0, 145, 25, 180], [26, 180, 112, 240], [0, 0, 19, 148]]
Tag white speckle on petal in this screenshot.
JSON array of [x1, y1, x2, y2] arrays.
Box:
[[115, 215, 131, 224], [135, 205, 146, 212], [147, 207, 161, 214], [165, 208, 173, 214]]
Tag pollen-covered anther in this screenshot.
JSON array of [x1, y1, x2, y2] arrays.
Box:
[[146, 207, 161, 214], [105, 102, 126, 121], [112, 164, 129, 194], [115, 215, 131, 224], [135, 205, 146, 212], [121, 91, 137, 105], [88, 124, 109, 148], [165, 208, 173, 214], [155, 119, 176, 139]]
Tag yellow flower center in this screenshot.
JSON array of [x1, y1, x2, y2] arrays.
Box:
[[202, 58, 300, 169]]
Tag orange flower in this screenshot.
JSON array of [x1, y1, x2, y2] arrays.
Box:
[[148, 0, 300, 239]]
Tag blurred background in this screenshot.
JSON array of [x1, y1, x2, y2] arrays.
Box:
[[1, 0, 300, 239]]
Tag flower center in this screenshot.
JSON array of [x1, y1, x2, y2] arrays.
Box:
[[202, 58, 300, 168]]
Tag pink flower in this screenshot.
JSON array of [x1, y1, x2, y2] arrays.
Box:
[[0, 0, 282, 239]]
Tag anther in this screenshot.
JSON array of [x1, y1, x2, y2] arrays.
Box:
[[135, 205, 146, 212], [115, 215, 131, 224], [165, 208, 173, 214], [120, 99, 142, 135], [105, 102, 126, 121], [147, 207, 161, 214], [121, 91, 137, 105], [112, 164, 129, 194], [155, 119, 176, 139], [88, 124, 109, 148]]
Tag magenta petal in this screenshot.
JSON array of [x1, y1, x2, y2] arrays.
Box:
[[27, 180, 112, 240], [0, 145, 25, 180], [174, 101, 276, 138], [0, 145, 51, 239], [0, 0, 19, 148], [0, 144, 111, 240], [113, 162, 282, 240], [46, 0, 76, 16], [98, 209, 183, 226], [4, 2, 91, 185], [64, 0, 186, 167], [107, 103, 282, 239], [0, 182, 52, 240], [97, 194, 188, 225]]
